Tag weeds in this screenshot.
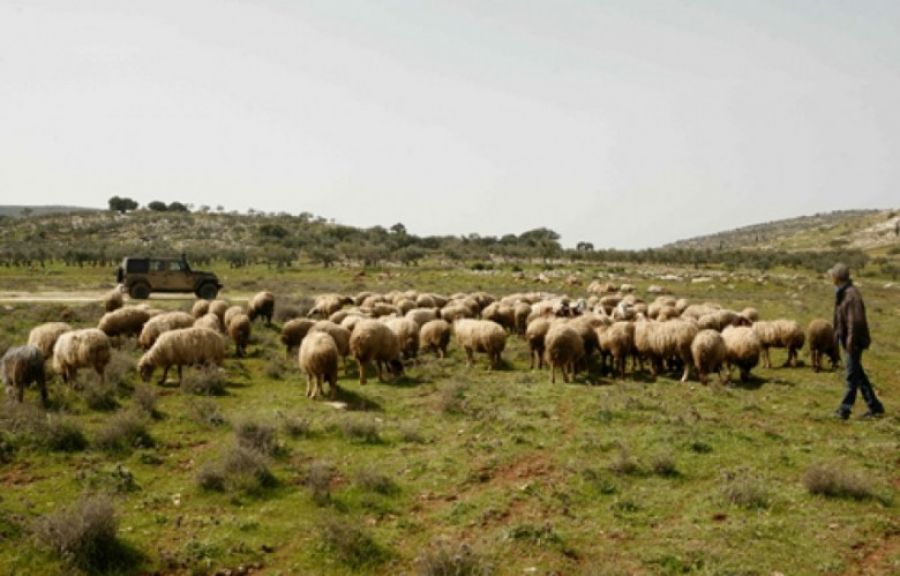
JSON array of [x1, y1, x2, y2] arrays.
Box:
[[340, 416, 381, 444], [180, 367, 227, 396], [722, 469, 771, 509], [197, 445, 277, 493], [81, 377, 119, 411], [439, 382, 467, 414], [319, 518, 389, 568], [278, 412, 311, 438], [305, 460, 335, 505], [133, 383, 159, 418], [355, 468, 399, 495], [416, 539, 492, 576], [650, 452, 679, 477], [188, 398, 226, 427], [34, 494, 133, 572], [608, 445, 640, 476], [234, 418, 279, 455], [803, 462, 877, 501], [95, 410, 154, 452]]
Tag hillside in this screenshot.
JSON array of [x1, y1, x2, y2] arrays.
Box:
[[0, 205, 98, 218], [665, 209, 900, 254]]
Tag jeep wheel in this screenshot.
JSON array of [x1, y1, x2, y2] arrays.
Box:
[[129, 282, 151, 300], [197, 283, 218, 300]]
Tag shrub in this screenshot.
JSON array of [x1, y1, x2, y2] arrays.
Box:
[[722, 469, 771, 509], [34, 495, 130, 572], [81, 378, 119, 412], [180, 367, 227, 396], [103, 350, 135, 391], [650, 453, 678, 477], [188, 399, 226, 427], [340, 416, 381, 444], [398, 421, 426, 444], [279, 413, 311, 438], [197, 445, 276, 493], [305, 460, 335, 506], [803, 462, 876, 500], [439, 383, 466, 415], [42, 416, 88, 452], [133, 384, 159, 418], [355, 468, 399, 495], [95, 411, 154, 452], [234, 418, 278, 455], [608, 446, 640, 476], [416, 539, 492, 576], [319, 518, 388, 568]]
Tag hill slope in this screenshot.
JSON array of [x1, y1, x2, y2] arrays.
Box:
[[0, 205, 98, 218], [665, 209, 900, 254]]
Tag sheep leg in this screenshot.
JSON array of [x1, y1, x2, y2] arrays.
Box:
[[38, 376, 48, 406], [550, 365, 556, 384], [357, 358, 367, 385], [328, 372, 338, 399], [763, 348, 771, 369], [680, 361, 690, 383], [529, 347, 536, 369], [305, 374, 312, 398], [159, 366, 170, 385], [16, 383, 24, 403], [177, 365, 183, 386], [464, 348, 474, 368]]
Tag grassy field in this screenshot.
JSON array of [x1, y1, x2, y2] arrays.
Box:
[[0, 263, 897, 575]]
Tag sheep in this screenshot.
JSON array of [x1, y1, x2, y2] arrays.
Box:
[[740, 307, 759, 323], [525, 318, 552, 369], [597, 321, 634, 379], [137, 327, 225, 385], [513, 302, 532, 337], [281, 319, 316, 359], [227, 313, 252, 358], [308, 293, 352, 319], [691, 329, 727, 384], [415, 294, 437, 308], [405, 307, 439, 329], [420, 319, 451, 358], [807, 319, 839, 373], [208, 300, 229, 322], [481, 302, 516, 332], [544, 323, 584, 383], [52, 329, 112, 385], [752, 319, 805, 368], [223, 305, 246, 329], [298, 332, 339, 399], [28, 322, 73, 359], [441, 303, 475, 323], [98, 306, 151, 338], [248, 291, 275, 325], [646, 319, 698, 382], [194, 312, 224, 334], [366, 302, 400, 318], [339, 314, 367, 334], [454, 319, 507, 369], [348, 319, 404, 385], [138, 311, 195, 350], [102, 288, 124, 312], [395, 298, 416, 316], [697, 309, 745, 332], [1, 345, 47, 405], [722, 326, 761, 383], [568, 313, 607, 361], [383, 317, 420, 360], [191, 299, 211, 319], [309, 320, 352, 375]]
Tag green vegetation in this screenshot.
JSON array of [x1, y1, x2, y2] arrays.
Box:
[[0, 213, 897, 574]]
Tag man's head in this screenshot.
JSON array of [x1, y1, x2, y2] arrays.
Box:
[[829, 262, 851, 286]]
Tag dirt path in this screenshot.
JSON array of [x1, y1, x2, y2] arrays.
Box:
[[0, 290, 252, 304]]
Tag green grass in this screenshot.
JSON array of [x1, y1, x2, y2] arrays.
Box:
[[0, 264, 897, 575]]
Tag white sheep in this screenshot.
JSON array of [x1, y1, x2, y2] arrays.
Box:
[[52, 329, 112, 385], [298, 331, 339, 399], [28, 322, 73, 359], [349, 319, 404, 385], [544, 323, 584, 384], [137, 327, 225, 385], [454, 319, 507, 369]]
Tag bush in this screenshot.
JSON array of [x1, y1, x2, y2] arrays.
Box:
[[34, 495, 131, 572], [340, 416, 381, 444], [133, 384, 159, 418], [279, 413, 311, 438], [0, 402, 86, 452], [43, 417, 88, 452], [319, 518, 388, 568], [81, 378, 119, 412], [439, 383, 466, 415], [180, 367, 227, 396], [650, 453, 678, 477], [398, 421, 426, 444], [234, 418, 278, 455], [355, 468, 399, 495], [803, 462, 876, 500], [197, 445, 277, 493], [95, 411, 154, 452], [722, 469, 771, 509], [104, 350, 135, 391], [608, 446, 640, 476], [188, 399, 226, 427], [416, 539, 492, 576], [305, 460, 335, 505]]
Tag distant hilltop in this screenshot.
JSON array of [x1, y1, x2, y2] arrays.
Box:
[[0, 205, 98, 218], [665, 209, 900, 253]]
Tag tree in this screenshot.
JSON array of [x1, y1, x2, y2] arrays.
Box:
[[108, 196, 139, 213], [167, 201, 189, 212], [147, 201, 168, 212], [576, 241, 594, 252], [390, 222, 407, 235]]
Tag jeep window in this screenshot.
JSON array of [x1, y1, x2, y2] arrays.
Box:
[[169, 261, 185, 272], [151, 260, 166, 272], [126, 259, 149, 273]]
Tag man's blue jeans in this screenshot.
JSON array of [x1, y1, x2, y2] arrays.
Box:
[[839, 350, 884, 415]]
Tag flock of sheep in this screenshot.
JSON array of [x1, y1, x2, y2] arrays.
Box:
[[1, 283, 841, 406]]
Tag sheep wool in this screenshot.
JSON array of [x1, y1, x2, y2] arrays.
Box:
[[722, 326, 761, 383], [807, 319, 839, 373], [453, 319, 507, 370], [139, 311, 195, 350], [1, 345, 46, 404], [420, 319, 451, 358], [248, 291, 275, 325], [349, 319, 403, 385], [28, 322, 73, 359], [137, 327, 225, 385], [98, 306, 151, 338], [691, 329, 726, 384], [298, 332, 339, 399], [544, 323, 584, 384], [53, 328, 112, 384]]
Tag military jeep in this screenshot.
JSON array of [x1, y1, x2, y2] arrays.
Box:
[[116, 255, 222, 300]]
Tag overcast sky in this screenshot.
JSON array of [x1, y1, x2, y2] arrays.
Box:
[[1, 1, 898, 248]]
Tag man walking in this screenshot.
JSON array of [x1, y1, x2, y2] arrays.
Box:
[[830, 263, 885, 420]]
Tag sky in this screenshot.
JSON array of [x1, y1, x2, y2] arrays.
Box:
[[1, 1, 899, 249]]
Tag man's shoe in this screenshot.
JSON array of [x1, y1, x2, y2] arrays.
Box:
[[834, 410, 850, 420], [859, 410, 884, 420]]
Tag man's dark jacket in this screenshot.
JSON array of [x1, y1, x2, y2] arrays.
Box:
[[833, 283, 871, 352]]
